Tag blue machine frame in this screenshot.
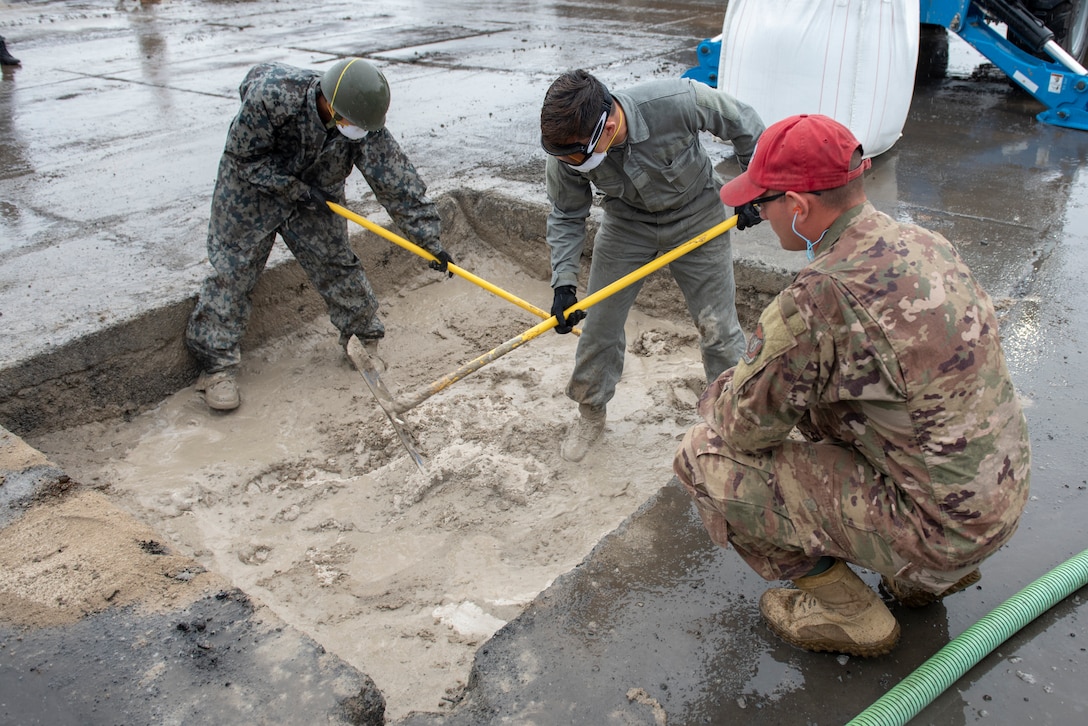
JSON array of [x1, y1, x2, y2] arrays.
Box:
[[682, 0, 1088, 131]]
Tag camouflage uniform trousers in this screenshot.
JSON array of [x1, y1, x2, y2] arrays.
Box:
[[186, 209, 383, 372], [673, 422, 984, 593]]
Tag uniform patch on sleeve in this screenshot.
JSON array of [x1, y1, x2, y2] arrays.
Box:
[[731, 291, 805, 391], [742, 323, 764, 365]]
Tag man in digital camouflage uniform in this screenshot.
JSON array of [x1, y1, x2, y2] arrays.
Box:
[[187, 58, 453, 411], [539, 69, 764, 462], [674, 114, 1030, 657]]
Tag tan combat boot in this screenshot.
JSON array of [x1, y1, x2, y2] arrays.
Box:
[[195, 369, 240, 411], [560, 403, 606, 462], [881, 568, 981, 609], [759, 559, 900, 657]]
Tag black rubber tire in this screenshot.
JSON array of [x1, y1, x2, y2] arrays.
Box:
[[917, 23, 950, 82], [1014, 0, 1088, 65]]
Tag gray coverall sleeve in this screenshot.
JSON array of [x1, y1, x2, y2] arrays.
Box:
[[691, 80, 765, 168], [356, 128, 444, 256], [544, 155, 594, 289]]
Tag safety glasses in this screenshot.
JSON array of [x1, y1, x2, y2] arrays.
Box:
[[750, 190, 822, 214], [541, 101, 612, 159], [749, 192, 785, 214]]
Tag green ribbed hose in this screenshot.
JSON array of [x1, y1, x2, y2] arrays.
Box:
[[848, 548, 1088, 726]]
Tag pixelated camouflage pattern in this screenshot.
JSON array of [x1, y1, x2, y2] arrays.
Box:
[[187, 62, 443, 370], [674, 203, 1030, 585]]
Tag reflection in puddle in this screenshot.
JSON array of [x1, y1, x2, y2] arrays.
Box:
[[739, 648, 804, 706]]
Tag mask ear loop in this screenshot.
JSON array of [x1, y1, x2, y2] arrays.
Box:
[[792, 211, 828, 261], [567, 105, 624, 172], [600, 104, 623, 151]]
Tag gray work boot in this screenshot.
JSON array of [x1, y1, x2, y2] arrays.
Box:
[[195, 369, 240, 411], [759, 560, 900, 657], [881, 568, 981, 609], [560, 403, 606, 463], [0, 37, 20, 66]]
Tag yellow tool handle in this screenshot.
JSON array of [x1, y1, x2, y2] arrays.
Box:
[[394, 214, 739, 413], [328, 202, 579, 335]]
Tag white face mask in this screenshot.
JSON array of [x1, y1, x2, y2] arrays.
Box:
[[337, 123, 368, 140], [564, 103, 623, 173], [569, 151, 607, 173]]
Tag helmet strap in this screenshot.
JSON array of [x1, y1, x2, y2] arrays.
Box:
[[317, 92, 339, 131], [327, 58, 361, 125]]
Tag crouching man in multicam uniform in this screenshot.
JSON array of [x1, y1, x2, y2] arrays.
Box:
[[187, 58, 454, 411], [673, 114, 1031, 657]]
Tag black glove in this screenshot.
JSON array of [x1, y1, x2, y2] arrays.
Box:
[[300, 186, 335, 214], [429, 250, 455, 278], [735, 202, 762, 231], [551, 285, 586, 334]]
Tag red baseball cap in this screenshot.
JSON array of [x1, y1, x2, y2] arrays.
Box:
[[720, 114, 869, 207]]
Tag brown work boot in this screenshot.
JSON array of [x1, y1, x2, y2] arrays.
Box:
[[760, 560, 900, 657], [560, 403, 606, 462], [195, 369, 240, 411], [881, 568, 981, 609]]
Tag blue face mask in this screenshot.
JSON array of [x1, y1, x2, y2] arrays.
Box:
[[792, 212, 828, 261]]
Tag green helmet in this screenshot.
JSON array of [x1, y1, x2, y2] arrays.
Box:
[[320, 58, 390, 132]]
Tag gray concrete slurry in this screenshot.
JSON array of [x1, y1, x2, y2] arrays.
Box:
[[2, 2, 1086, 724]]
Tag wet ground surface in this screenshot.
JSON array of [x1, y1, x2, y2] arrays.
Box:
[[0, 588, 386, 725], [2, 1, 1087, 724]]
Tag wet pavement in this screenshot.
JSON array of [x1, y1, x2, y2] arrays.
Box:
[[2, 1, 1087, 724]]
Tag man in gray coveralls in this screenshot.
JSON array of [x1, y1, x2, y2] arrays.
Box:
[[539, 70, 764, 461], [187, 58, 454, 411]]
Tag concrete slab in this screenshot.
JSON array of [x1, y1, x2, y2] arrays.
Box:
[[1, 2, 1087, 724]]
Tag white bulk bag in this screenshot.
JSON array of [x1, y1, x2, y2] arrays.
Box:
[[718, 0, 919, 156]]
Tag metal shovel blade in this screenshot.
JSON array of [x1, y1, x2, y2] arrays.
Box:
[[345, 336, 427, 474]]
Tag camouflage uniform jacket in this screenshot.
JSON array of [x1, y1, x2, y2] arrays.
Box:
[[210, 62, 442, 254], [699, 202, 1030, 571], [545, 78, 763, 289]]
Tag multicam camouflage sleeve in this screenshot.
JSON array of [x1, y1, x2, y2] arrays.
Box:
[[696, 202, 1030, 571]]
